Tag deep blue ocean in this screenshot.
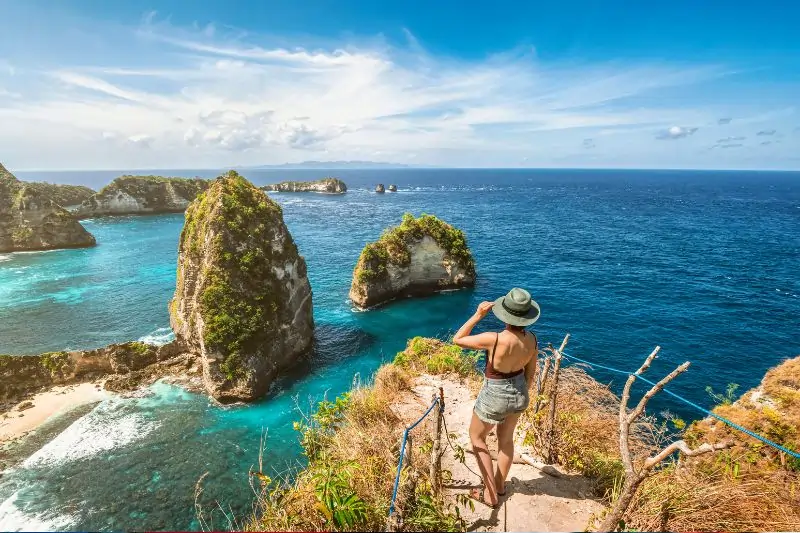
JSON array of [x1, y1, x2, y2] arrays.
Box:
[[1, 168, 798, 531]]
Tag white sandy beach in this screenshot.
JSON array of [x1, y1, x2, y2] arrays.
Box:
[[0, 383, 109, 442]]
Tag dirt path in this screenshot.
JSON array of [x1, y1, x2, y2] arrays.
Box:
[[392, 374, 604, 532]]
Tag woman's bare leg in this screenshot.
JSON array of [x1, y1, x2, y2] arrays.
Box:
[[469, 412, 498, 505], [494, 413, 521, 496]]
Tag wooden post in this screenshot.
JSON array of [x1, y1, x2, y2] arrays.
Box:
[[533, 356, 551, 415], [430, 387, 444, 496], [546, 334, 569, 464]]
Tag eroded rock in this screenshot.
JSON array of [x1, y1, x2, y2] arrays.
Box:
[[0, 162, 96, 252], [349, 213, 476, 309], [75, 175, 209, 218], [170, 170, 314, 402], [262, 177, 346, 194]]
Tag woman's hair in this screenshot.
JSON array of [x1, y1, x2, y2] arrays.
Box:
[[507, 323, 526, 332]]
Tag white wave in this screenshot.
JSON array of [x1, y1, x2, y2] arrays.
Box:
[[0, 254, 11, 263], [138, 327, 175, 346], [0, 491, 75, 532], [22, 401, 158, 469]]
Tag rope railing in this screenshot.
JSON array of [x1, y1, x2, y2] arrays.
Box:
[[559, 350, 800, 460], [388, 395, 441, 518]]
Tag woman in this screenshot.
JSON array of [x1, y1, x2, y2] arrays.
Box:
[[453, 287, 540, 508]]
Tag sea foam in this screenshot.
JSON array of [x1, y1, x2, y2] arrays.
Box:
[[138, 327, 175, 346], [22, 401, 158, 469]]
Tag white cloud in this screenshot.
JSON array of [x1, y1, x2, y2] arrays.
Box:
[[0, 15, 797, 169], [657, 125, 699, 140]]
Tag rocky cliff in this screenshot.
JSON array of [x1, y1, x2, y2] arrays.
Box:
[[24, 182, 95, 207], [170, 170, 314, 402], [349, 213, 476, 309], [0, 163, 96, 252], [261, 177, 347, 194], [74, 175, 210, 218], [0, 341, 188, 410]]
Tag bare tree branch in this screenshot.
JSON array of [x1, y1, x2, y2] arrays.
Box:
[[634, 346, 661, 375], [644, 440, 732, 469], [628, 362, 691, 424]]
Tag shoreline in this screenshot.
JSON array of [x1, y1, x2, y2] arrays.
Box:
[[0, 382, 109, 443]]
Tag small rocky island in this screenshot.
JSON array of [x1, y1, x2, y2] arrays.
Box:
[[74, 175, 210, 218], [171, 170, 314, 402], [261, 177, 346, 194], [349, 213, 476, 309], [375, 184, 385, 193], [0, 162, 96, 252], [388, 184, 398, 192]]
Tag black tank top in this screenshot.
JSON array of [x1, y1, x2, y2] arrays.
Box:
[[484, 331, 536, 379]]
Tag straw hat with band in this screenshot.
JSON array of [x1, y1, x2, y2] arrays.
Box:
[[492, 288, 540, 327]]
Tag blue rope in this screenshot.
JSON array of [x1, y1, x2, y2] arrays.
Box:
[[388, 396, 441, 517], [560, 351, 800, 460]]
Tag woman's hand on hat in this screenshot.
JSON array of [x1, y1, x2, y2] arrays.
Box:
[[475, 301, 494, 319]]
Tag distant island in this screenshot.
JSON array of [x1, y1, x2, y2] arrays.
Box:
[[245, 160, 435, 170]]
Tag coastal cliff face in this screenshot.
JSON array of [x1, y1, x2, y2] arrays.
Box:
[[170, 170, 314, 403], [24, 182, 95, 207], [0, 341, 186, 409], [74, 175, 210, 218], [261, 177, 347, 194], [0, 163, 96, 252], [349, 213, 476, 309]]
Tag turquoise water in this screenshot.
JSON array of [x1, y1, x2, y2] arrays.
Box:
[[1, 169, 799, 531]]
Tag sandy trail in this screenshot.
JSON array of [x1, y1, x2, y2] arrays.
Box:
[[392, 374, 604, 532], [0, 383, 108, 442]]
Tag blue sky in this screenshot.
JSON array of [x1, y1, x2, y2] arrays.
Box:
[[1, 0, 799, 170]]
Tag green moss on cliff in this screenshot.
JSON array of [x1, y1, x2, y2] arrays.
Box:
[[176, 170, 295, 381], [353, 213, 475, 285], [40, 351, 70, 375]]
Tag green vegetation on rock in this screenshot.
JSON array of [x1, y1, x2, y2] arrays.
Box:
[[40, 351, 70, 375], [354, 213, 475, 284], [175, 171, 296, 382]]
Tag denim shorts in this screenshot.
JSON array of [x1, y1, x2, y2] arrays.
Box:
[[473, 373, 530, 424]]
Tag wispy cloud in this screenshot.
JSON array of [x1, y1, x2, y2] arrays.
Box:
[[0, 13, 798, 169], [757, 129, 777, 136]]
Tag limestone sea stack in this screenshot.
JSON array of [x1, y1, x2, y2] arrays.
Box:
[[170, 171, 314, 403], [349, 213, 476, 309], [375, 184, 386, 193], [0, 162, 96, 252], [388, 184, 398, 192], [75, 175, 209, 218], [261, 177, 347, 194]]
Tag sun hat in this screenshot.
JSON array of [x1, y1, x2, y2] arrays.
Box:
[[492, 288, 541, 327]]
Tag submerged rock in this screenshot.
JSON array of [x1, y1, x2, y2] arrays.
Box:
[[0, 162, 96, 252], [388, 184, 398, 192], [349, 213, 476, 309], [375, 184, 386, 193], [262, 177, 347, 194], [170, 170, 314, 402], [74, 175, 209, 218]]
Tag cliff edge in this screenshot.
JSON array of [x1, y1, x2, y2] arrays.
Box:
[[261, 177, 346, 194], [75, 175, 209, 218], [349, 213, 476, 309], [0, 163, 96, 252], [170, 170, 314, 403]]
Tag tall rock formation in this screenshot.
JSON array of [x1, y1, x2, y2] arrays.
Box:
[[0, 163, 96, 252], [75, 175, 209, 218], [262, 177, 347, 194], [349, 213, 476, 309], [170, 170, 314, 402]]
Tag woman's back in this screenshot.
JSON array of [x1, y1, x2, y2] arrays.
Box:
[[488, 329, 537, 375]]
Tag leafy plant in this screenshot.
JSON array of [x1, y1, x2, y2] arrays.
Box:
[[706, 383, 740, 406], [310, 461, 367, 529]]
